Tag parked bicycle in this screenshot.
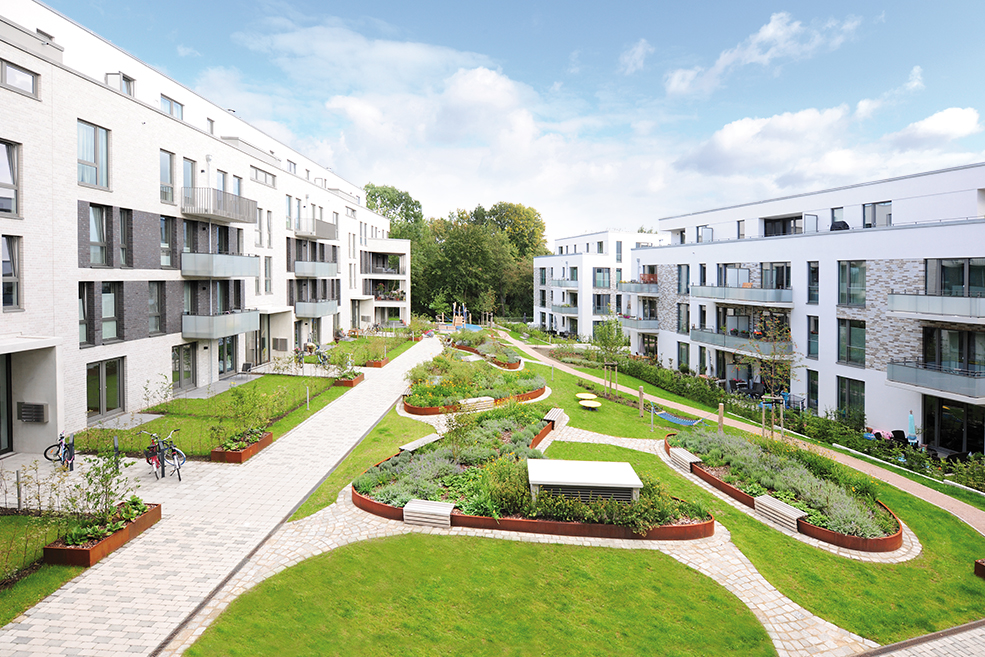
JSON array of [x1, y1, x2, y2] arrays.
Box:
[[140, 429, 186, 481], [43, 431, 75, 469]]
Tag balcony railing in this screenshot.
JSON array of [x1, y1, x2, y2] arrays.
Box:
[[294, 299, 340, 318], [295, 218, 338, 241], [551, 304, 578, 315], [619, 317, 660, 331], [690, 285, 793, 305], [888, 292, 985, 320], [887, 360, 985, 399], [294, 260, 339, 278], [617, 281, 659, 294], [181, 187, 257, 224], [181, 253, 260, 278], [364, 265, 406, 276], [182, 309, 259, 340], [550, 279, 578, 288], [689, 327, 793, 357]]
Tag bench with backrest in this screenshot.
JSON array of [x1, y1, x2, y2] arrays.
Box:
[[754, 494, 806, 533], [544, 407, 568, 431]]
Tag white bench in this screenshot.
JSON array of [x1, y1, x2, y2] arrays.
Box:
[[669, 447, 702, 473], [544, 407, 568, 431], [399, 433, 442, 452], [754, 494, 806, 533], [459, 396, 496, 413], [403, 499, 456, 528]]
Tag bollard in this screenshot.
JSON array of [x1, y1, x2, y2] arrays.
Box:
[[68, 435, 75, 472], [306, 386, 310, 411], [718, 403, 725, 434], [639, 386, 644, 417], [16, 469, 22, 511]]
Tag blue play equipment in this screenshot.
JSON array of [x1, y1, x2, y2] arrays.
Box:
[[657, 411, 703, 427]]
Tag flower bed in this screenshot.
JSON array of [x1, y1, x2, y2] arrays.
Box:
[[210, 431, 273, 464], [44, 500, 161, 568], [403, 386, 545, 416], [335, 372, 364, 387], [404, 351, 545, 409], [365, 358, 390, 368]]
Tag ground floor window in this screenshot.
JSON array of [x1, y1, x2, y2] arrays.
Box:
[[697, 346, 707, 375], [923, 395, 984, 455], [640, 333, 657, 358], [87, 357, 123, 420], [677, 342, 689, 371], [836, 376, 864, 420], [218, 336, 236, 376], [172, 344, 195, 391], [807, 370, 818, 412]]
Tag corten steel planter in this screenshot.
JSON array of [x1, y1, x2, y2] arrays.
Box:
[[691, 463, 756, 509], [404, 387, 547, 416], [492, 359, 522, 370], [451, 345, 482, 355], [210, 432, 274, 464], [351, 487, 404, 521], [44, 504, 162, 568], [797, 501, 904, 552], [365, 358, 389, 368], [529, 422, 553, 449], [975, 559, 985, 580], [334, 373, 365, 387]]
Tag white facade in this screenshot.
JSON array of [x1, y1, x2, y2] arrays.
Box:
[[533, 230, 665, 339], [618, 163, 985, 455], [0, 1, 410, 453]]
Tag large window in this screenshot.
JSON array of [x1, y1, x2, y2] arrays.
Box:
[[86, 358, 123, 420], [101, 282, 120, 341], [250, 166, 276, 187], [592, 294, 610, 315], [264, 256, 272, 293], [836, 376, 864, 417], [837, 318, 865, 366], [926, 258, 985, 297], [923, 328, 985, 373], [807, 370, 818, 412], [539, 289, 546, 308], [78, 121, 109, 188], [807, 316, 819, 359], [640, 297, 658, 321], [838, 260, 865, 306], [539, 268, 546, 285], [807, 261, 819, 304], [148, 282, 163, 334], [160, 95, 183, 119], [863, 201, 891, 228], [172, 344, 195, 391], [677, 342, 689, 370], [761, 262, 791, 289], [615, 241, 622, 263], [183, 281, 193, 314], [89, 205, 108, 265], [119, 209, 132, 267], [79, 283, 92, 343], [641, 334, 658, 357], [2, 236, 19, 309], [593, 268, 610, 289], [1, 60, 37, 96], [677, 303, 690, 334], [677, 264, 689, 295], [160, 150, 174, 203], [0, 141, 18, 215], [160, 217, 174, 267]]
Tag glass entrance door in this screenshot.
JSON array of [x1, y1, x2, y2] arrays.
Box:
[[171, 344, 195, 391], [217, 336, 236, 376], [0, 355, 10, 455]]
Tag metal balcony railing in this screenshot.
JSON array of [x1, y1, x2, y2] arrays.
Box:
[[181, 253, 260, 278], [182, 309, 259, 339], [690, 285, 793, 305], [181, 187, 257, 224], [888, 292, 985, 319], [888, 359, 985, 398]]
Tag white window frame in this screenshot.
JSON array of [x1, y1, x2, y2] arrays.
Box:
[[2, 235, 20, 309], [160, 95, 183, 120], [1, 60, 38, 97], [264, 256, 272, 293]]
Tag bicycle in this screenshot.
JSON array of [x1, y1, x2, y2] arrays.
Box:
[[43, 431, 75, 469], [140, 429, 186, 481]]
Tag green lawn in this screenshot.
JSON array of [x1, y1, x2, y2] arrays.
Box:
[[304, 336, 416, 366], [290, 407, 434, 521], [547, 441, 985, 644], [505, 329, 550, 345], [572, 365, 723, 414], [186, 534, 774, 657], [1, 514, 72, 581], [0, 564, 82, 627]]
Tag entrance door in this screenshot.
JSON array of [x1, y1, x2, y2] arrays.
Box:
[[217, 336, 236, 376], [172, 344, 195, 391], [0, 355, 10, 455]]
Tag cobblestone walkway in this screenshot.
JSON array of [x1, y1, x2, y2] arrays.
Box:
[[0, 337, 444, 657]]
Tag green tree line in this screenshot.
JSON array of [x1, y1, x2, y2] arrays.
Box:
[[365, 183, 550, 318]]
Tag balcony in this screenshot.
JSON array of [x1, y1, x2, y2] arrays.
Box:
[[182, 309, 259, 340], [295, 218, 338, 241], [365, 265, 406, 277], [294, 260, 339, 278], [620, 317, 660, 331], [690, 327, 793, 357], [888, 293, 985, 323], [180, 253, 259, 278], [617, 281, 659, 294], [366, 237, 409, 254], [887, 360, 985, 400], [294, 299, 339, 318], [551, 304, 578, 315], [550, 279, 578, 288], [690, 285, 793, 307], [181, 188, 257, 224]]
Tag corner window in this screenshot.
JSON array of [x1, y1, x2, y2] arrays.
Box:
[[837, 318, 865, 366], [160, 95, 183, 119], [2, 236, 20, 309], [160, 217, 174, 267], [160, 150, 174, 203], [838, 260, 865, 306], [101, 282, 120, 341], [0, 141, 18, 215], [78, 120, 109, 188], [89, 205, 108, 265], [148, 282, 163, 334], [1, 60, 38, 96], [86, 357, 123, 419]]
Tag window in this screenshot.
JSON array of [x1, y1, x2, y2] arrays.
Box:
[[761, 262, 791, 289], [264, 256, 272, 293], [1, 60, 38, 96], [837, 376, 864, 417], [183, 282, 193, 314], [287, 160, 297, 174], [677, 303, 690, 334], [86, 358, 123, 420], [863, 201, 891, 228], [597, 241, 604, 254], [838, 260, 866, 305], [346, 207, 356, 218], [216, 170, 226, 192], [119, 209, 132, 267], [160, 150, 174, 203], [677, 342, 690, 370], [737, 220, 745, 239], [926, 258, 985, 297], [79, 283, 92, 343], [699, 264, 706, 286], [2, 236, 19, 309], [807, 316, 819, 359], [539, 290, 546, 308], [233, 176, 242, 196], [148, 282, 163, 334], [593, 267, 610, 288], [182, 158, 196, 192], [616, 241, 622, 263], [838, 319, 865, 366], [101, 282, 120, 341], [0, 141, 18, 215], [557, 246, 562, 255], [763, 215, 803, 236], [592, 294, 610, 315], [807, 262, 819, 304], [255, 207, 263, 247], [677, 264, 689, 295], [266, 210, 272, 248], [78, 120, 109, 187], [160, 217, 174, 267], [121, 75, 134, 96], [160, 95, 183, 119], [922, 328, 985, 373], [539, 268, 546, 285], [286, 195, 292, 227], [615, 268, 622, 284], [831, 207, 843, 228], [89, 205, 108, 265], [641, 334, 658, 357], [570, 267, 578, 281], [807, 370, 818, 412], [207, 118, 214, 134]]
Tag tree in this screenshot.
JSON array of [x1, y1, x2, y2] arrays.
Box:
[[479, 202, 549, 259], [364, 183, 424, 226], [737, 310, 799, 396], [591, 313, 629, 364]]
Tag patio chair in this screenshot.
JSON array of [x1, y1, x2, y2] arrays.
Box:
[[949, 451, 970, 462], [891, 430, 909, 448]]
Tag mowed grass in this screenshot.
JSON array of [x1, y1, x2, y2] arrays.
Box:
[[290, 407, 434, 521], [185, 533, 774, 657], [304, 336, 416, 366], [547, 441, 985, 644], [0, 564, 82, 627]]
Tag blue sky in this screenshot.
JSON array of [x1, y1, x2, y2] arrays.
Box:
[[44, 0, 985, 239]]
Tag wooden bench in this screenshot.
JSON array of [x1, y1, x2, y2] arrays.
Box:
[[459, 397, 496, 413], [754, 495, 806, 533], [544, 407, 568, 431], [403, 499, 456, 528], [669, 447, 702, 473], [399, 433, 442, 452]]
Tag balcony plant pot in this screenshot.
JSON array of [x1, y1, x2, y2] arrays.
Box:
[[335, 372, 365, 387], [44, 503, 162, 568], [210, 431, 273, 464]]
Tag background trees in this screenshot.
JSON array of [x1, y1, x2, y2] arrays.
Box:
[[365, 184, 549, 317]]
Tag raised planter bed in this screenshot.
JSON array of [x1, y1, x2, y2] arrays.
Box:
[[210, 431, 273, 464], [976, 559, 985, 580], [365, 358, 390, 368], [692, 463, 756, 508], [451, 344, 482, 356], [334, 373, 365, 387], [529, 422, 553, 450], [403, 386, 546, 416], [44, 504, 162, 568], [492, 359, 522, 370]]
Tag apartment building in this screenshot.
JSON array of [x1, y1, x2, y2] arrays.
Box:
[[615, 163, 985, 455], [0, 1, 410, 454], [532, 231, 666, 340]]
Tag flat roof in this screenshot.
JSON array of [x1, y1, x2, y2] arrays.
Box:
[[527, 460, 643, 488]]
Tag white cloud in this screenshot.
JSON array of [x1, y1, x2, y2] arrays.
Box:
[[177, 44, 200, 57], [664, 12, 860, 95], [857, 66, 925, 120], [567, 50, 581, 74], [904, 65, 924, 91], [618, 39, 655, 75], [888, 108, 982, 149]]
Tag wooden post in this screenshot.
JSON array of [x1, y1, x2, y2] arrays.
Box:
[[761, 403, 766, 438], [639, 386, 644, 417], [718, 402, 724, 434]]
